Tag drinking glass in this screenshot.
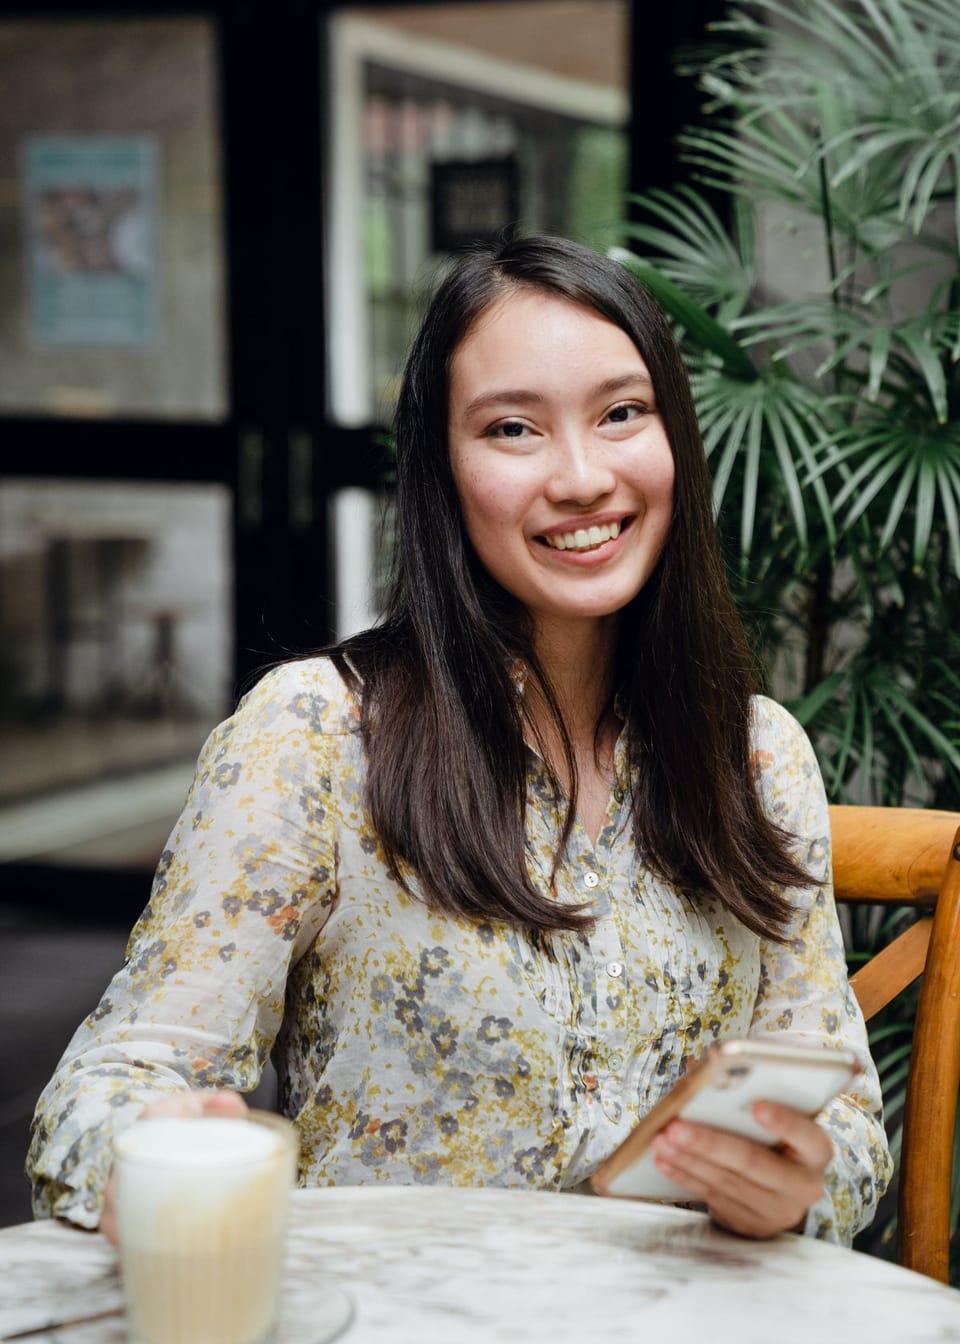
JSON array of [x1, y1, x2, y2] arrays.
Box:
[[113, 1110, 298, 1344]]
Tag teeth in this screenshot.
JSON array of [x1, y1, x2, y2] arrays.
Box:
[[544, 520, 621, 552]]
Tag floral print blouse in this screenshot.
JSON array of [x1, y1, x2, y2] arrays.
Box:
[[27, 657, 892, 1240]]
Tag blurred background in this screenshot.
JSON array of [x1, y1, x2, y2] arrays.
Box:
[[0, 0, 722, 1228]]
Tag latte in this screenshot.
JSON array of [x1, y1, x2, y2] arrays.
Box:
[[114, 1113, 297, 1344]]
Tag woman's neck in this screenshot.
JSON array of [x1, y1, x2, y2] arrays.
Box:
[[525, 616, 620, 842], [528, 615, 618, 749]]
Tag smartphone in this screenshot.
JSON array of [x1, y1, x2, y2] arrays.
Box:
[[589, 1038, 859, 1201]]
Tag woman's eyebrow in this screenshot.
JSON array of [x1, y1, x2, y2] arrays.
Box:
[[461, 372, 653, 420], [593, 373, 654, 397], [461, 389, 544, 418]]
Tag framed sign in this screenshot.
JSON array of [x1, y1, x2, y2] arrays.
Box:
[[22, 135, 160, 347], [430, 156, 520, 252]]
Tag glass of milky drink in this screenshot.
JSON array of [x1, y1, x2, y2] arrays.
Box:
[[113, 1110, 298, 1344]]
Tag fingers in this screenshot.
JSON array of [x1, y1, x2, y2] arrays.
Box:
[[99, 1175, 118, 1246], [201, 1090, 250, 1116], [651, 1105, 833, 1239], [141, 1089, 249, 1121], [753, 1100, 834, 1167], [100, 1090, 248, 1239]]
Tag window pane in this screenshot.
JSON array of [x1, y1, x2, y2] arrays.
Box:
[[0, 19, 227, 420], [0, 479, 232, 869]]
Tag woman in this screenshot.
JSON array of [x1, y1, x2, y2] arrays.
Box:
[[27, 235, 891, 1244]]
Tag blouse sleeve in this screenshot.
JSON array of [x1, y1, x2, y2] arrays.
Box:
[[26, 661, 341, 1229], [748, 696, 893, 1245]]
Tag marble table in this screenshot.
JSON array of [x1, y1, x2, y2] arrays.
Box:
[[2, 1186, 959, 1343]]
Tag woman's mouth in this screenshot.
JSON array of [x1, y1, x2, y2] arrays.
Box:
[[538, 518, 631, 553]]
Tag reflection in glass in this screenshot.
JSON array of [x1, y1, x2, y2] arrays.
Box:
[[0, 480, 232, 868]]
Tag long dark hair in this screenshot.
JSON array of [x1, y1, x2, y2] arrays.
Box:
[[335, 235, 809, 940]]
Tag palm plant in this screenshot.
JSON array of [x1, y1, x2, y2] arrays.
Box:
[[612, 0, 960, 1271]]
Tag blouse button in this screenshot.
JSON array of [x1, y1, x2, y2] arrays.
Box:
[[606, 961, 624, 978], [609, 1052, 624, 1070], [583, 871, 600, 889]]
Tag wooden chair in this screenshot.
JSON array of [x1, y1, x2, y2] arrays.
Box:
[[829, 805, 960, 1283]]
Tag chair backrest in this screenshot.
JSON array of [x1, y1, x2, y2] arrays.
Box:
[[829, 804, 960, 1283]]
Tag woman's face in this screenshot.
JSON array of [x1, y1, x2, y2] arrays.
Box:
[[447, 287, 675, 641]]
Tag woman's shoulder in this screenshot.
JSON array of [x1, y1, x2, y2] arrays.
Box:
[[748, 693, 822, 784], [748, 693, 826, 813], [749, 692, 810, 751], [234, 654, 361, 737]]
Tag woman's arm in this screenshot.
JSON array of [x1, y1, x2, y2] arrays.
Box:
[[26, 661, 340, 1229], [649, 697, 892, 1240], [744, 696, 893, 1242]]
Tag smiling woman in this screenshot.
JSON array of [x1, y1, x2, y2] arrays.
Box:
[[448, 289, 674, 638], [28, 236, 891, 1253]]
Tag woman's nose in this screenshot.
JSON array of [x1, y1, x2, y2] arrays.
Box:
[[544, 436, 616, 505]]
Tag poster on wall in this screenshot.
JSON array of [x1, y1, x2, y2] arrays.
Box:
[[22, 135, 159, 346]]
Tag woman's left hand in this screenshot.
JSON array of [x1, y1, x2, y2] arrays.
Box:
[[651, 1101, 833, 1238]]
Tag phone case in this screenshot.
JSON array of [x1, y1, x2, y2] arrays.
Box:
[[589, 1039, 859, 1200]]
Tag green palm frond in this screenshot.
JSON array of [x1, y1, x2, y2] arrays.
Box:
[[678, 121, 821, 213], [691, 1, 907, 102], [683, 0, 960, 247], [730, 298, 956, 421], [620, 188, 754, 318], [818, 415, 960, 570], [609, 247, 756, 379], [828, 127, 960, 249], [696, 372, 838, 556], [699, 0, 960, 106], [788, 655, 960, 804]]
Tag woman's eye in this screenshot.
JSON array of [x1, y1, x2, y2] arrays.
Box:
[[486, 420, 529, 439], [604, 402, 647, 425]]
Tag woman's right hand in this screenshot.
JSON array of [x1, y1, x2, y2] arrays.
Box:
[[99, 1089, 249, 1244]]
